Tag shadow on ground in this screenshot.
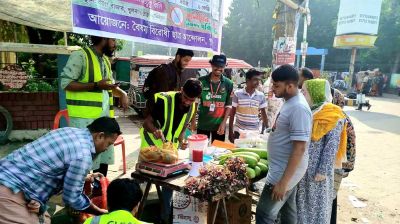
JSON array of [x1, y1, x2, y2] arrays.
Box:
[[346, 110, 400, 135]]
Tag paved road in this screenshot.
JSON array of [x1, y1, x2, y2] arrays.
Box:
[[338, 94, 400, 223]]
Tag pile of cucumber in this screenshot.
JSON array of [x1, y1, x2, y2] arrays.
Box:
[[218, 148, 268, 179]]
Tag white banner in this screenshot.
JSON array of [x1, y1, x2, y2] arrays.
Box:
[[336, 0, 383, 35]]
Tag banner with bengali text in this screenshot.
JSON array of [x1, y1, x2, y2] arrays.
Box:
[[72, 0, 224, 53]]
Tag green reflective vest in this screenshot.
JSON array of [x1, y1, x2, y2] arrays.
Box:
[[84, 210, 141, 224], [66, 47, 114, 118], [140, 92, 194, 150]]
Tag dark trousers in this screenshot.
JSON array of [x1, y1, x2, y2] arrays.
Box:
[[93, 164, 108, 177], [197, 129, 225, 142], [330, 197, 338, 224], [357, 101, 371, 110]]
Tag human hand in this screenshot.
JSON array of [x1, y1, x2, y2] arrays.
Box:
[[153, 129, 164, 140], [271, 181, 288, 201], [97, 79, 118, 90], [120, 93, 129, 110], [85, 172, 104, 182], [217, 123, 226, 135], [314, 173, 326, 182], [27, 200, 41, 214]]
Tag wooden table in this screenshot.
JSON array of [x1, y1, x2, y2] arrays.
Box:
[[131, 171, 232, 224]]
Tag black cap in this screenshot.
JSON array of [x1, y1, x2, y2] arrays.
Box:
[[209, 55, 227, 67], [87, 117, 122, 136], [176, 48, 194, 57]]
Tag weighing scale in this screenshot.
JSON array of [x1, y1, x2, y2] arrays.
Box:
[[135, 160, 190, 178]]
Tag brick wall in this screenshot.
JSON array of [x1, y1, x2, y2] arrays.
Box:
[[0, 92, 59, 130]]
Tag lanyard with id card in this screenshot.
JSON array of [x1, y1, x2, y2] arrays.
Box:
[[209, 81, 221, 112]]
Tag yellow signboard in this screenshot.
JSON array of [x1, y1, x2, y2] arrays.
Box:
[[334, 35, 377, 49]]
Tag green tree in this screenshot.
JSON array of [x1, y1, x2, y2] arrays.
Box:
[[223, 0, 400, 74], [222, 0, 275, 66]]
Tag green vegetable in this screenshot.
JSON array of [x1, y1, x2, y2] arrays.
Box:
[[260, 159, 268, 166], [231, 152, 260, 161], [257, 162, 268, 174], [254, 166, 261, 177], [246, 167, 256, 179], [233, 148, 268, 159]]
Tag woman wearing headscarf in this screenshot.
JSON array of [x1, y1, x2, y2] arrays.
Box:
[[330, 87, 357, 224], [297, 79, 348, 224]]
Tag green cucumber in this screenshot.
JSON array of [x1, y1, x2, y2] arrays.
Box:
[[246, 167, 256, 179], [260, 159, 268, 166], [232, 152, 260, 161], [254, 166, 261, 177], [233, 148, 268, 159], [257, 162, 268, 174]]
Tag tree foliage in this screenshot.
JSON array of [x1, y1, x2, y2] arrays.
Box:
[[222, 0, 400, 73]]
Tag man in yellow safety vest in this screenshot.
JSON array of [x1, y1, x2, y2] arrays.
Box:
[[84, 178, 143, 224], [140, 78, 202, 223], [61, 36, 128, 177]]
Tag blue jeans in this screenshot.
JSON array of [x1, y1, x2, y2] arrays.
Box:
[[256, 183, 298, 224]]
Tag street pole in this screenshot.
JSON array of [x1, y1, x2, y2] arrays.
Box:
[[349, 47, 357, 89], [301, 0, 309, 68]]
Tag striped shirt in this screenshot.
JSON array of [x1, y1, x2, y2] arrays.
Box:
[[0, 128, 95, 211], [232, 88, 267, 132]]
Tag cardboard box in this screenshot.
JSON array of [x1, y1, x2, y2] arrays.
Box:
[[208, 193, 252, 224], [173, 192, 252, 224]]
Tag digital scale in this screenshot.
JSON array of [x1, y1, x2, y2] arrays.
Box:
[[135, 160, 190, 178]]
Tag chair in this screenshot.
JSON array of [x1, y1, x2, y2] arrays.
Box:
[[52, 109, 69, 130], [53, 109, 127, 174]]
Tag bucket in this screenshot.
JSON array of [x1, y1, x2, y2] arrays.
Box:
[[187, 134, 208, 162]]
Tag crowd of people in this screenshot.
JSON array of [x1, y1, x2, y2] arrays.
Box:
[[0, 36, 356, 224]]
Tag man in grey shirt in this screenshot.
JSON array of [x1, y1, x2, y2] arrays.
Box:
[[256, 65, 312, 224]]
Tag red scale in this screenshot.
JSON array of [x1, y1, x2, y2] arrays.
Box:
[[135, 160, 190, 178]]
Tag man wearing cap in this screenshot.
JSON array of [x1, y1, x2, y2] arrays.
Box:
[[143, 48, 194, 115], [193, 55, 234, 142], [0, 117, 121, 223]]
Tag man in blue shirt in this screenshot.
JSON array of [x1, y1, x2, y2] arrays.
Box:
[[256, 65, 312, 224], [0, 117, 121, 224]]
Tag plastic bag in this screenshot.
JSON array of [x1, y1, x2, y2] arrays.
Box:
[[139, 142, 179, 164]]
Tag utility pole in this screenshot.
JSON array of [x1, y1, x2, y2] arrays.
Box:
[[301, 0, 310, 68]]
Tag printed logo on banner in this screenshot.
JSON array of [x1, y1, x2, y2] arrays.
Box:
[[170, 7, 185, 26]]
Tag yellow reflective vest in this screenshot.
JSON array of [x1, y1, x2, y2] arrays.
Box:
[[66, 47, 114, 118], [83, 210, 141, 224], [140, 92, 195, 150]]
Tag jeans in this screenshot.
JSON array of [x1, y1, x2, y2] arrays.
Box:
[[256, 183, 298, 224], [161, 187, 173, 223]]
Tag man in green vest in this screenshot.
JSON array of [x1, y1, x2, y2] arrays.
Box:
[[140, 78, 202, 223], [61, 36, 128, 177], [84, 178, 143, 224]]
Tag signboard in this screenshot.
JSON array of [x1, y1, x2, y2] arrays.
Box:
[[0, 65, 28, 89], [71, 0, 224, 53], [273, 37, 296, 66], [336, 0, 383, 35], [389, 74, 400, 89], [333, 34, 377, 49]]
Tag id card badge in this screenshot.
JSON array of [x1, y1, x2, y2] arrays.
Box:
[[209, 103, 215, 112]]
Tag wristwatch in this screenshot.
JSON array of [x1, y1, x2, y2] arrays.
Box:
[[93, 82, 99, 90]]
